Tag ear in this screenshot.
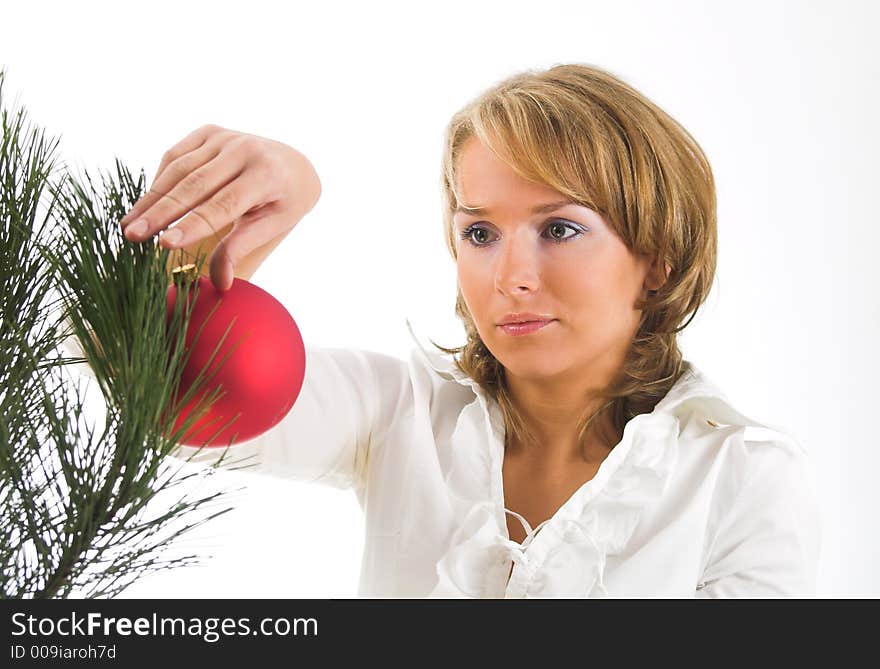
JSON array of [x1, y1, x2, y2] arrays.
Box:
[[642, 254, 672, 295]]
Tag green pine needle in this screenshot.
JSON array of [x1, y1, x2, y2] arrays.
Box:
[[0, 66, 257, 599]]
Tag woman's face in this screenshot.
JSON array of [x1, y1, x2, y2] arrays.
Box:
[[454, 136, 659, 385]]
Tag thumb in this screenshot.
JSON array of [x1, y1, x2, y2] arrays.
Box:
[[209, 243, 235, 293], [209, 209, 290, 293]]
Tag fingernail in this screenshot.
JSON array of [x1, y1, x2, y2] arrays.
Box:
[[162, 228, 183, 246], [127, 219, 148, 237]]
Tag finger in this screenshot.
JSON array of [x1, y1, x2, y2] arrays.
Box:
[[209, 208, 289, 293], [120, 141, 220, 231], [152, 125, 224, 188], [123, 151, 244, 243], [149, 126, 232, 194], [158, 165, 276, 251], [217, 201, 287, 266], [120, 124, 222, 227]]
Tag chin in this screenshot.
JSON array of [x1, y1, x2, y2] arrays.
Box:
[[492, 346, 569, 381]]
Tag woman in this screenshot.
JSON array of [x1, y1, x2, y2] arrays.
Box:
[[109, 63, 821, 598]]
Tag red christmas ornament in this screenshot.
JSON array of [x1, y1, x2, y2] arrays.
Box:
[[164, 268, 306, 447]]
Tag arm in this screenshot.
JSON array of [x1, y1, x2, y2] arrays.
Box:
[[171, 346, 412, 496], [60, 330, 414, 496]]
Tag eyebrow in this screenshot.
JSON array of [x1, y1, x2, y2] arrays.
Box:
[[454, 199, 577, 216]]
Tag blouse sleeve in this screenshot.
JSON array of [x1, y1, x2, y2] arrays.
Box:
[[695, 434, 823, 598], [59, 330, 412, 495], [172, 345, 413, 494]]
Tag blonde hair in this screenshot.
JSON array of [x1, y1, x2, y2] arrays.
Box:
[[430, 63, 717, 459]]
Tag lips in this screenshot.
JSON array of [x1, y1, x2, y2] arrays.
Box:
[[497, 319, 555, 336], [497, 312, 554, 326]]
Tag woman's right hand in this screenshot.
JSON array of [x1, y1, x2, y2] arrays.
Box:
[[119, 124, 322, 292]]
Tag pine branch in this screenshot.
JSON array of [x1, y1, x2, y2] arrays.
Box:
[[0, 67, 257, 599]]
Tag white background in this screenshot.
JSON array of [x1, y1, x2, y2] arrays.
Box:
[[1, 0, 876, 597]]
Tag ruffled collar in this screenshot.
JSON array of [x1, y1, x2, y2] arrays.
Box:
[[403, 318, 784, 598], [404, 317, 481, 389], [404, 317, 791, 439]]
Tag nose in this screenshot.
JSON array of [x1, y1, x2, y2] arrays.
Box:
[[494, 229, 541, 295]]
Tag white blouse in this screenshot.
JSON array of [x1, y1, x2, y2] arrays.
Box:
[[64, 320, 822, 598]]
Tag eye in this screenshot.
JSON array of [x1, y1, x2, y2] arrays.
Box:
[[545, 221, 580, 242], [459, 219, 585, 247]]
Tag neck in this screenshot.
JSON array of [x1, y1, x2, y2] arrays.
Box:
[[503, 362, 620, 467]]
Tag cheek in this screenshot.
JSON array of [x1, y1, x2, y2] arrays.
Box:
[[552, 255, 640, 321], [547, 257, 605, 308], [456, 256, 498, 341], [456, 257, 488, 307], [457, 252, 484, 321]]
